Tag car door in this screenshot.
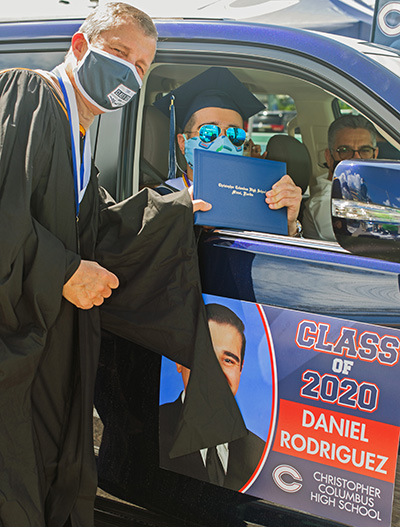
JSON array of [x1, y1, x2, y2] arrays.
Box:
[[94, 21, 400, 527]]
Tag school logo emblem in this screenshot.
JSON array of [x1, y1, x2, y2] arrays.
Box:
[[272, 464, 303, 493]]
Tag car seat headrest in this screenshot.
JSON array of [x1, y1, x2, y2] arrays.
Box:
[[266, 135, 311, 194]]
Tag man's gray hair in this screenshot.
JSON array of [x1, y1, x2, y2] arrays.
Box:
[[79, 1, 158, 41], [328, 114, 377, 150]]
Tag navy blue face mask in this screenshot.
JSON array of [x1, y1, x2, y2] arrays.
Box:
[[73, 35, 142, 112]]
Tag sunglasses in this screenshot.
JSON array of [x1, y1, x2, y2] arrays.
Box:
[[188, 124, 247, 147], [334, 145, 376, 160]]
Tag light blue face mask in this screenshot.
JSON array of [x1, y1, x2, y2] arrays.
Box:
[[183, 134, 244, 168], [73, 35, 143, 112]]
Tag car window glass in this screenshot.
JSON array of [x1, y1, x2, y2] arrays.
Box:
[[248, 94, 299, 153], [0, 51, 65, 71]]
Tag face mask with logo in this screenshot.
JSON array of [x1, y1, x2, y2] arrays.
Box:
[[183, 134, 243, 169], [73, 35, 142, 112]]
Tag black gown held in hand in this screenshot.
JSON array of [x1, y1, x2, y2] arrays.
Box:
[[0, 69, 246, 526]]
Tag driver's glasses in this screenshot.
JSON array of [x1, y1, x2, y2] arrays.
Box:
[[335, 145, 376, 160], [194, 124, 246, 147]]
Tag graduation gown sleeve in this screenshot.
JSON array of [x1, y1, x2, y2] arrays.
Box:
[[95, 188, 247, 456], [0, 69, 80, 337]]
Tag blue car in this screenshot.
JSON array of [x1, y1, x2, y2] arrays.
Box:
[[1, 8, 400, 527]]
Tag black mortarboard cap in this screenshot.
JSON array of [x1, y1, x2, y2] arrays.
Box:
[[154, 67, 265, 130]]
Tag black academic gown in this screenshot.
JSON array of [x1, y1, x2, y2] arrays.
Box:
[[0, 69, 246, 527]]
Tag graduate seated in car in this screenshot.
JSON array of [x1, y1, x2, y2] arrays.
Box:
[[154, 67, 303, 237]]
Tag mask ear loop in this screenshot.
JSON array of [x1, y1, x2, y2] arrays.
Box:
[[72, 34, 91, 76], [175, 156, 187, 176]]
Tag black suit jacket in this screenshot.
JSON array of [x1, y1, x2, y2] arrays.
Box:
[[159, 397, 265, 491]]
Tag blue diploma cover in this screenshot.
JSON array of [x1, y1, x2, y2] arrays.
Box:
[[193, 150, 288, 235]]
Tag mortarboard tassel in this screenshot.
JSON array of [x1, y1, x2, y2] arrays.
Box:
[[168, 94, 177, 179]]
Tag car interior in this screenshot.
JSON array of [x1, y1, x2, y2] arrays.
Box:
[[116, 63, 397, 231], [138, 64, 329, 192], [93, 62, 400, 241]]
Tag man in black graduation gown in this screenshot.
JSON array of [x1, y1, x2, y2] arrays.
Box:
[[0, 3, 246, 526]]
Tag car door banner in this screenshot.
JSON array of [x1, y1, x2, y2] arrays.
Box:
[[159, 295, 400, 527], [371, 0, 400, 50]]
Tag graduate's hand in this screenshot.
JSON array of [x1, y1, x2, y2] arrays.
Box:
[[62, 260, 119, 309], [248, 138, 268, 159], [265, 174, 302, 236], [187, 186, 212, 213]]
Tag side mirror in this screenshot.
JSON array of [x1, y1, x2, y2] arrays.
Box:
[[331, 159, 400, 262]]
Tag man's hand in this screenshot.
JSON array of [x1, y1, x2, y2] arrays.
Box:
[[63, 260, 119, 309], [188, 186, 212, 213], [265, 174, 302, 236]]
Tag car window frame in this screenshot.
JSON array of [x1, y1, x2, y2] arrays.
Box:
[[124, 40, 400, 198]]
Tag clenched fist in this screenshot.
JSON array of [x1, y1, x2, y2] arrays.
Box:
[[63, 260, 119, 309]]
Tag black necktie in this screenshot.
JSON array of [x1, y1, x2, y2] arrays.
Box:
[[206, 445, 225, 486]]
